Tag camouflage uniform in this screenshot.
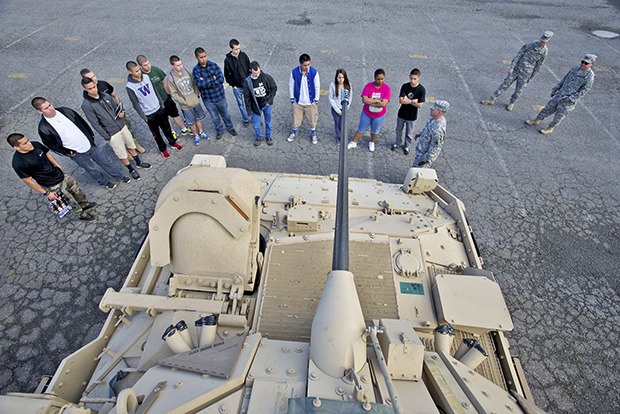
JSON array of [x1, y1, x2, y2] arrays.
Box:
[[491, 40, 548, 104], [413, 116, 447, 168], [533, 65, 595, 127], [43, 174, 89, 214]]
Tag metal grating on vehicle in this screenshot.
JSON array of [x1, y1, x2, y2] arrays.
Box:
[[257, 239, 398, 342]]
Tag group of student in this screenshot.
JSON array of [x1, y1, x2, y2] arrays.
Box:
[[8, 38, 453, 222]]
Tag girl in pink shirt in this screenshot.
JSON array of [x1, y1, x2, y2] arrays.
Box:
[[348, 69, 391, 152]]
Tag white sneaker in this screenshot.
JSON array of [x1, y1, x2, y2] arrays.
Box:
[[311, 135, 318, 144], [368, 142, 375, 152], [347, 141, 357, 149], [287, 133, 297, 142]]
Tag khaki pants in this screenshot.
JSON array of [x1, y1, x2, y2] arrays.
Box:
[[292, 103, 318, 130], [109, 126, 137, 159]]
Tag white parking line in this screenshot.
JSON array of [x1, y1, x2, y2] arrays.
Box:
[[435, 20, 528, 217]]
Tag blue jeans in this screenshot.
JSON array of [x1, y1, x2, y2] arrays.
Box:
[[232, 87, 249, 124], [203, 97, 234, 133], [71, 145, 125, 185], [331, 108, 342, 141], [252, 105, 273, 139]]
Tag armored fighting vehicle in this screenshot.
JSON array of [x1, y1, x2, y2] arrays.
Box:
[[0, 100, 545, 414]]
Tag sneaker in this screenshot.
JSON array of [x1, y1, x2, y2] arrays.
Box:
[[172, 143, 184, 151], [104, 182, 117, 189], [525, 118, 541, 126], [199, 132, 210, 141], [254, 137, 263, 146], [130, 170, 141, 180], [311, 134, 318, 144], [136, 162, 151, 169], [403, 147, 410, 155], [347, 141, 357, 149], [506, 103, 514, 111], [181, 127, 192, 134], [121, 176, 132, 184], [481, 99, 496, 105], [83, 202, 97, 211], [390, 144, 399, 151], [368, 142, 375, 152], [78, 211, 95, 221], [243, 121, 250, 128], [266, 137, 274, 146], [287, 133, 297, 142], [228, 128, 238, 136], [172, 131, 178, 139], [216, 132, 224, 140], [161, 150, 171, 159], [194, 135, 201, 145]]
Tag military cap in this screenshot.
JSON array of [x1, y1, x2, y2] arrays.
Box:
[[582, 54, 597, 63], [540, 31, 554, 42], [431, 100, 449, 112]]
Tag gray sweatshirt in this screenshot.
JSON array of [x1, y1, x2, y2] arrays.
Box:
[[81, 91, 124, 139], [126, 73, 162, 120]]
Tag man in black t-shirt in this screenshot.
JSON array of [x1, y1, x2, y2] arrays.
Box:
[[80, 68, 146, 153], [9, 133, 96, 221], [391, 68, 426, 155]]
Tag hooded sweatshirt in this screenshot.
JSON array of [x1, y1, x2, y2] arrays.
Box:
[[81, 91, 125, 139], [126, 73, 162, 120]]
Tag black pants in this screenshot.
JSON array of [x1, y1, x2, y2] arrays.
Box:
[[146, 109, 176, 152]]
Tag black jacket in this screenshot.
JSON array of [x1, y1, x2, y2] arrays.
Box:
[[81, 91, 125, 140], [244, 72, 277, 115], [224, 51, 251, 88], [38, 107, 96, 157]]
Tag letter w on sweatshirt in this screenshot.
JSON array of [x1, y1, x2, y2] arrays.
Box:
[[138, 84, 151, 96]]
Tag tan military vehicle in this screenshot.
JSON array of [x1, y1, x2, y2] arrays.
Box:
[[0, 99, 545, 413]]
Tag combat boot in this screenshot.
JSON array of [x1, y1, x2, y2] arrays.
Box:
[[480, 99, 495, 105], [540, 126, 554, 135], [525, 118, 541, 126]]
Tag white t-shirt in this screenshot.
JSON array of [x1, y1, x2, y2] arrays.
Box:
[[46, 112, 91, 153]]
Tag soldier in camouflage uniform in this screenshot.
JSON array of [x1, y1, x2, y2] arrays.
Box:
[[481, 31, 553, 111], [526, 54, 596, 135], [412, 100, 449, 168]]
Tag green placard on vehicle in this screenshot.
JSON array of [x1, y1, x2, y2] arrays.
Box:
[[400, 282, 424, 295]]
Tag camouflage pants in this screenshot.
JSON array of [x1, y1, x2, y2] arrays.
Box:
[[412, 152, 433, 168], [44, 174, 89, 213], [491, 72, 527, 103], [535, 96, 576, 127]]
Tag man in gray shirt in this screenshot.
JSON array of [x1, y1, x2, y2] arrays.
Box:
[[81, 77, 151, 181]]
